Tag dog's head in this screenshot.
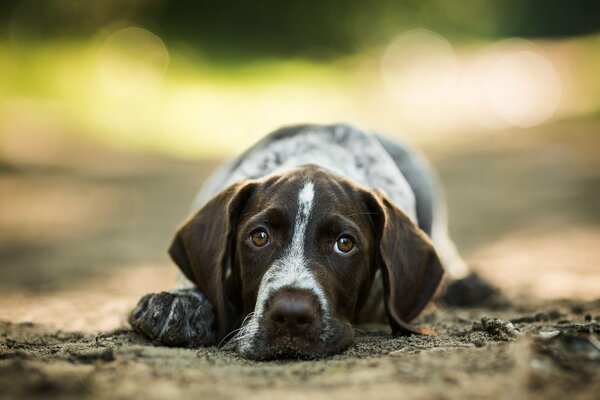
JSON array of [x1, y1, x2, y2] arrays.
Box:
[[169, 165, 443, 359]]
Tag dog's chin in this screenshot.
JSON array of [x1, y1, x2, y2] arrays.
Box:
[[239, 319, 355, 360]]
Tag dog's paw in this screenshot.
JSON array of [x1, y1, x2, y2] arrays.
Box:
[[440, 272, 504, 308], [129, 289, 217, 347]]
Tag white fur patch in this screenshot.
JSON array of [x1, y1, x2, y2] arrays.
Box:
[[238, 181, 331, 352]]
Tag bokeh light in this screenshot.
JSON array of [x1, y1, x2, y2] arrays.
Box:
[[381, 29, 459, 109], [95, 26, 170, 99], [380, 32, 565, 132], [486, 42, 562, 128]]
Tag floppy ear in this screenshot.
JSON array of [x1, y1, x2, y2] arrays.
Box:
[[366, 190, 444, 335], [168, 181, 256, 340]]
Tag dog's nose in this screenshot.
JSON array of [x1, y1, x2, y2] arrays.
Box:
[[267, 290, 318, 333]]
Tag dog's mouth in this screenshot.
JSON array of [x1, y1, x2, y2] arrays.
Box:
[[237, 314, 355, 360], [260, 333, 324, 360], [260, 320, 326, 359]]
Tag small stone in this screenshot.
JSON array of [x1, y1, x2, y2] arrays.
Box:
[[534, 312, 549, 322], [571, 305, 584, 314], [477, 317, 522, 339], [547, 310, 562, 320], [388, 348, 408, 357], [538, 330, 560, 339]]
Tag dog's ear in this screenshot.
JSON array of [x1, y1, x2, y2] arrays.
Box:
[[169, 180, 256, 340], [365, 189, 444, 335]]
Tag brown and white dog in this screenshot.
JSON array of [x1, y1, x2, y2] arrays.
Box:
[[129, 123, 469, 359]]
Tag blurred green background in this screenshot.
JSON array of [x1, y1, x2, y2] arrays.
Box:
[[0, 0, 599, 330], [1, 0, 600, 157]]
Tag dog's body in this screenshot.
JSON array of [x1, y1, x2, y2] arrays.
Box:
[[130, 123, 469, 359]]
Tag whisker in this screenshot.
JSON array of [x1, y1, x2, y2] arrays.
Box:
[[354, 327, 368, 336], [218, 312, 257, 348], [226, 327, 256, 347], [344, 212, 380, 218], [241, 312, 256, 325], [239, 210, 265, 221], [218, 327, 242, 348]]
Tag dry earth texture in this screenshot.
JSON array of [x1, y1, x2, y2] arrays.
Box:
[[1, 299, 600, 400]]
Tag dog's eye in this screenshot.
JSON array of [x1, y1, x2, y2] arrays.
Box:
[[334, 235, 355, 254], [250, 229, 270, 247]]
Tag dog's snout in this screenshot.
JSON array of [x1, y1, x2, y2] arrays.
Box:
[[267, 290, 318, 333]]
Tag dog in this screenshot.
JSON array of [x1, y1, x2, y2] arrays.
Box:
[[129, 123, 470, 359]]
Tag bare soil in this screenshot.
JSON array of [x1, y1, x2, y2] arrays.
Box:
[[1, 299, 599, 400], [1, 118, 599, 399]]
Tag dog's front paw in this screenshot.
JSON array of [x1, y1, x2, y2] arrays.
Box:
[[129, 289, 217, 347]]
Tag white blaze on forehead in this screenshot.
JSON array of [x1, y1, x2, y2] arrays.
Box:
[[239, 181, 329, 352], [292, 181, 314, 252], [257, 180, 327, 305]]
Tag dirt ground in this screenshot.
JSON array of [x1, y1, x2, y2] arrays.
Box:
[[1, 299, 600, 400], [1, 118, 599, 399]]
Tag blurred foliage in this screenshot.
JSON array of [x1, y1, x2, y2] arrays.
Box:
[[1, 0, 599, 59], [1, 0, 599, 159]]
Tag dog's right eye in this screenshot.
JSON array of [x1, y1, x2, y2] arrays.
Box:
[[250, 229, 270, 247]]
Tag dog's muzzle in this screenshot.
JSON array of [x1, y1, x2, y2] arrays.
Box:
[[262, 288, 323, 355]]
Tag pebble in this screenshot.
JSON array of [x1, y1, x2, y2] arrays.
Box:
[[537, 330, 560, 339]]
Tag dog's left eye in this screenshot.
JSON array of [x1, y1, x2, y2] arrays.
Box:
[[250, 229, 270, 247], [334, 235, 355, 254]]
